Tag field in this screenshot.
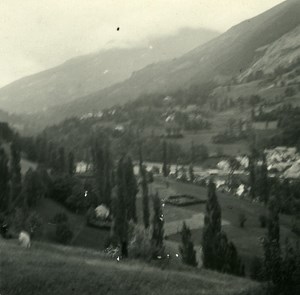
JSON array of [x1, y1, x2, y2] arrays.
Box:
[[32, 174, 298, 274], [0, 239, 263, 295], [147, 177, 298, 271]]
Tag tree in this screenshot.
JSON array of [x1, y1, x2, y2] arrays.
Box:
[[56, 222, 73, 244], [0, 148, 10, 213], [113, 157, 129, 257], [238, 213, 247, 228], [124, 156, 138, 222], [92, 139, 112, 207], [179, 222, 197, 267], [151, 193, 164, 258], [188, 165, 195, 183], [202, 184, 244, 276], [162, 140, 168, 177], [139, 146, 150, 229], [202, 181, 221, 269], [228, 157, 240, 188], [248, 154, 256, 200], [10, 141, 22, 209], [25, 211, 44, 240], [68, 151, 76, 176], [57, 147, 66, 173], [22, 168, 44, 208], [66, 182, 87, 213], [263, 196, 281, 288], [259, 152, 269, 205]]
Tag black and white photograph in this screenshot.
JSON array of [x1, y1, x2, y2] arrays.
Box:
[[0, 0, 300, 294]]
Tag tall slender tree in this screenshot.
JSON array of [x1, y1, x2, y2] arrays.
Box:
[[124, 156, 138, 222], [263, 195, 282, 288], [22, 168, 44, 208], [57, 147, 66, 173], [92, 139, 112, 207], [248, 154, 256, 200], [68, 151, 76, 176], [162, 140, 168, 177], [10, 141, 22, 209], [179, 222, 197, 266], [113, 157, 129, 257], [139, 145, 150, 228], [202, 181, 221, 269], [151, 193, 164, 258], [260, 152, 269, 206], [0, 148, 10, 212]]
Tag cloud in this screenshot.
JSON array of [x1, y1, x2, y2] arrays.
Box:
[[0, 0, 284, 87]]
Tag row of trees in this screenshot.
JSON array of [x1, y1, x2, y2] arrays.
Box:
[[109, 142, 164, 258]]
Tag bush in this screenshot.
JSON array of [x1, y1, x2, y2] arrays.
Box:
[[25, 212, 44, 240], [238, 213, 247, 228], [52, 212, 68, 224], [250, 256, 264, 281], [86, 207, 96, 224], [128, 224, 152, 261], [55, 222, 73, 244], [259, 215, 267, 228]]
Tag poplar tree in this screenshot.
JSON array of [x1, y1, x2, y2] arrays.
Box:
[[10, 141, 22, 208], [189, 164, 195, 183], [0, 148, 10, 212], [139, 145, 149, 228], [22, 168, 44, 208], [92, 139, 112, 207], [151, 193, 164, 258], [260, 152, 269, 205], [113, 157, 129, 257], [263, 195, 282, 288], [179, 222, 197, 266], [68, 151, 76, 176], [202, 181, 221, 269], [162, 140, 168, 177], [58, 147, 66, 173], [124, 156, 138, 222]]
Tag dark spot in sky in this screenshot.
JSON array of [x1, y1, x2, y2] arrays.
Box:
[[117, 27, 120, 31]]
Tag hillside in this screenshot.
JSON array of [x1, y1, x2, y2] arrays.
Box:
[[0, 239, 262, 295], [41, 0, 300, 123], [0, 28, 218, 114]]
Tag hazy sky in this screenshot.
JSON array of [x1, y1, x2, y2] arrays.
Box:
[[0, 0, 285, 87]]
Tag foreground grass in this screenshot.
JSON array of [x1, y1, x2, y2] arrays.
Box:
[[0, 240, 262, 295]]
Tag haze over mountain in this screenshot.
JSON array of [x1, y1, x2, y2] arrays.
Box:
[[0, 28, 218, 114], [41, 0, 299, 123]]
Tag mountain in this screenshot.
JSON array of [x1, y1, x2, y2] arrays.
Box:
[[44, 0, 300, 123], [239, 24, 300, 81], [0, 27, 218, 114]]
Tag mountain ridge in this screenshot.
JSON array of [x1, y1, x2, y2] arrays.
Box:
[[0, 27, 219, 114], [41, 0, 300, 123]]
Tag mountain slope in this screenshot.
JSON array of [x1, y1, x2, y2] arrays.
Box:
[[0, 28, 218, 114], [239, 24, 300, 80], [46, 0, 300, 122], [0, 240, 262, 295]]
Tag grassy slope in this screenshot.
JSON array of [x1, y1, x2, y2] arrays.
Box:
[[0, 240, 262, 295]]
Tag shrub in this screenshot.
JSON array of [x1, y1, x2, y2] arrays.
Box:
[[238, 213, 247, 228], [128, 224, 152, 261], [86, 207, 96, 224], [250, 256, 264, 281], [179, 222, 197, 267], [55, 222, 73, 244], [259, 215, 267, 228], [52, 212, 68, 224], [25, 212, 44, 239]]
